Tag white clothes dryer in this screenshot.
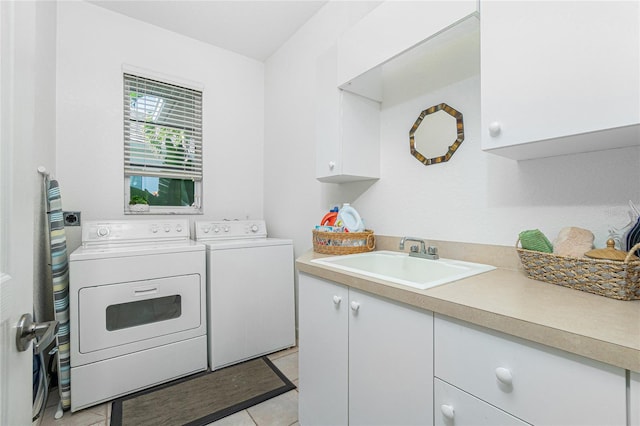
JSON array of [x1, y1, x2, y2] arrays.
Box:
[[194, 220, 295, 370], [69, 219, 207, 412]]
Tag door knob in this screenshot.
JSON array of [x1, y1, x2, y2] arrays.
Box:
[[16, 313, 59, 354]]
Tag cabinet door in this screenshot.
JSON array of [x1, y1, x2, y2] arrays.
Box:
[[348, 288, 433, 425], [434, 378, 530, 426], [632, 371, 640, 426], [481, 1, 640, 159], [316, 45, 380, 183], [316, 45, 342, 181], [298, 274, 348, 425]]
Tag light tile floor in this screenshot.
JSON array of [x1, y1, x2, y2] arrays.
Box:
[[36, 347, 299, 426]]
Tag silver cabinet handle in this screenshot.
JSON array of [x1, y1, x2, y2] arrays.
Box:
[[16, 313, 59, 354]]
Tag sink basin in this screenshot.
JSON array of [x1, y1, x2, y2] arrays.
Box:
[[310, 250, 496, 290]]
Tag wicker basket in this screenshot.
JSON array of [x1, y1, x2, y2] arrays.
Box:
[[312, 229, 375, 255], [516, 241, 640, 301]]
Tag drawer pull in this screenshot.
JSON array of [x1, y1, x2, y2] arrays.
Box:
[[350, 301, 360, 312], [440, 404, 455, 420], [333, 295, 342, 305], [495, 367, 513, 385]]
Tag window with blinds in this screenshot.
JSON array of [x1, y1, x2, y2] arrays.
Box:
[[123, 73, 203, 213]]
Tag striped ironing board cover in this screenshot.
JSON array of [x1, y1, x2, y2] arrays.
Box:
[[47, 180, 71, 410]]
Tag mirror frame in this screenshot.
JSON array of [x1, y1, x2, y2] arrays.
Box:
[[409, 103, 464, 165]]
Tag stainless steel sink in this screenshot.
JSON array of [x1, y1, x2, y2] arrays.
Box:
[[311, 250, 495, 290]]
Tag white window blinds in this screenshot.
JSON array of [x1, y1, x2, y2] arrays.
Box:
[[124, 74, 203, 180]]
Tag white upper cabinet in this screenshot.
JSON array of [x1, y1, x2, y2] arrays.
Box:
[[316, 44, 380, 183], [315, 0, 479, 183], [337, 0, 478, 96], [481, 1, 640, 160]]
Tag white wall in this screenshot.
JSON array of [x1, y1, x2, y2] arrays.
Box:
[[264, 1, 381, 247], [54, 1, 640, 255], [56, 1, 265, 251], [265, 2, 640, 256]]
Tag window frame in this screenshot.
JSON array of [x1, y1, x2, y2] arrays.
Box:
[[122, 68, 204, 215], [123, 181, 202, 215]]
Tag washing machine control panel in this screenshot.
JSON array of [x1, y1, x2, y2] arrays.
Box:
[[82, 219, 191, 245], [194, 220, 267, 240]]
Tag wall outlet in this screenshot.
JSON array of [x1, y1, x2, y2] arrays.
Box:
[[63, 211, 81, 226]]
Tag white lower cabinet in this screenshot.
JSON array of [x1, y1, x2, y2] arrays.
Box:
[[434, 378, 529, 426], [298, 273, 349, 425], [298, 273, 433, 425], [632, 371, 640, 426], [434, 314, 626, 426]]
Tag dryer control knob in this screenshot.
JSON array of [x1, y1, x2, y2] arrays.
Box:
[[203, 226, 210, 233], [97, 227, 109, 237], [164, 225, 171, 233], [213, 227, 220, 233], [250, 224, 259, 233], [176, 225, 183, 232], [223, 226, 230, 232]]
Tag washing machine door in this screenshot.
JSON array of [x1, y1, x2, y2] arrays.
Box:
[[78, 274, 202, 355]]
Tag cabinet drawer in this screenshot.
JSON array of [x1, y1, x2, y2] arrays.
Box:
[[434, 378, 529, 426], [434, 315, 626, 426]]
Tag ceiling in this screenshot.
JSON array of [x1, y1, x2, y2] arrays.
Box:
[[88, 0, 328, 62]]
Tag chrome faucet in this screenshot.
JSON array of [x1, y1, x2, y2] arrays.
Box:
[[399, 237, 439, 260]]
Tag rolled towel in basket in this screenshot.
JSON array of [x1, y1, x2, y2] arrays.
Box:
[[553, 227, 594, 258], [519, 229, 553, 253]]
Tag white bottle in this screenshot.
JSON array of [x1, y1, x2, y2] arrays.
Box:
[[337, 203, 365, 232]]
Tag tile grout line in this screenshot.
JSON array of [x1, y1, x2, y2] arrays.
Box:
[[246, 409, 259, 425]]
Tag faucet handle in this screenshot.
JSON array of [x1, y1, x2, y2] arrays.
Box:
[[428, 246, 439, 259], [410, 245, 419, 253]]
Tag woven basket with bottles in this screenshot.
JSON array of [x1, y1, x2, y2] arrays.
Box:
[[312, 229, 375, 255]]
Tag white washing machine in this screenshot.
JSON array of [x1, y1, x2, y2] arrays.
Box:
[[69, 219, 207, 412], [194, 220, 295, 370]]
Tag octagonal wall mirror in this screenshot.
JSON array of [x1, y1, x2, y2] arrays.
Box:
[[409, 103, 464, 165]]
